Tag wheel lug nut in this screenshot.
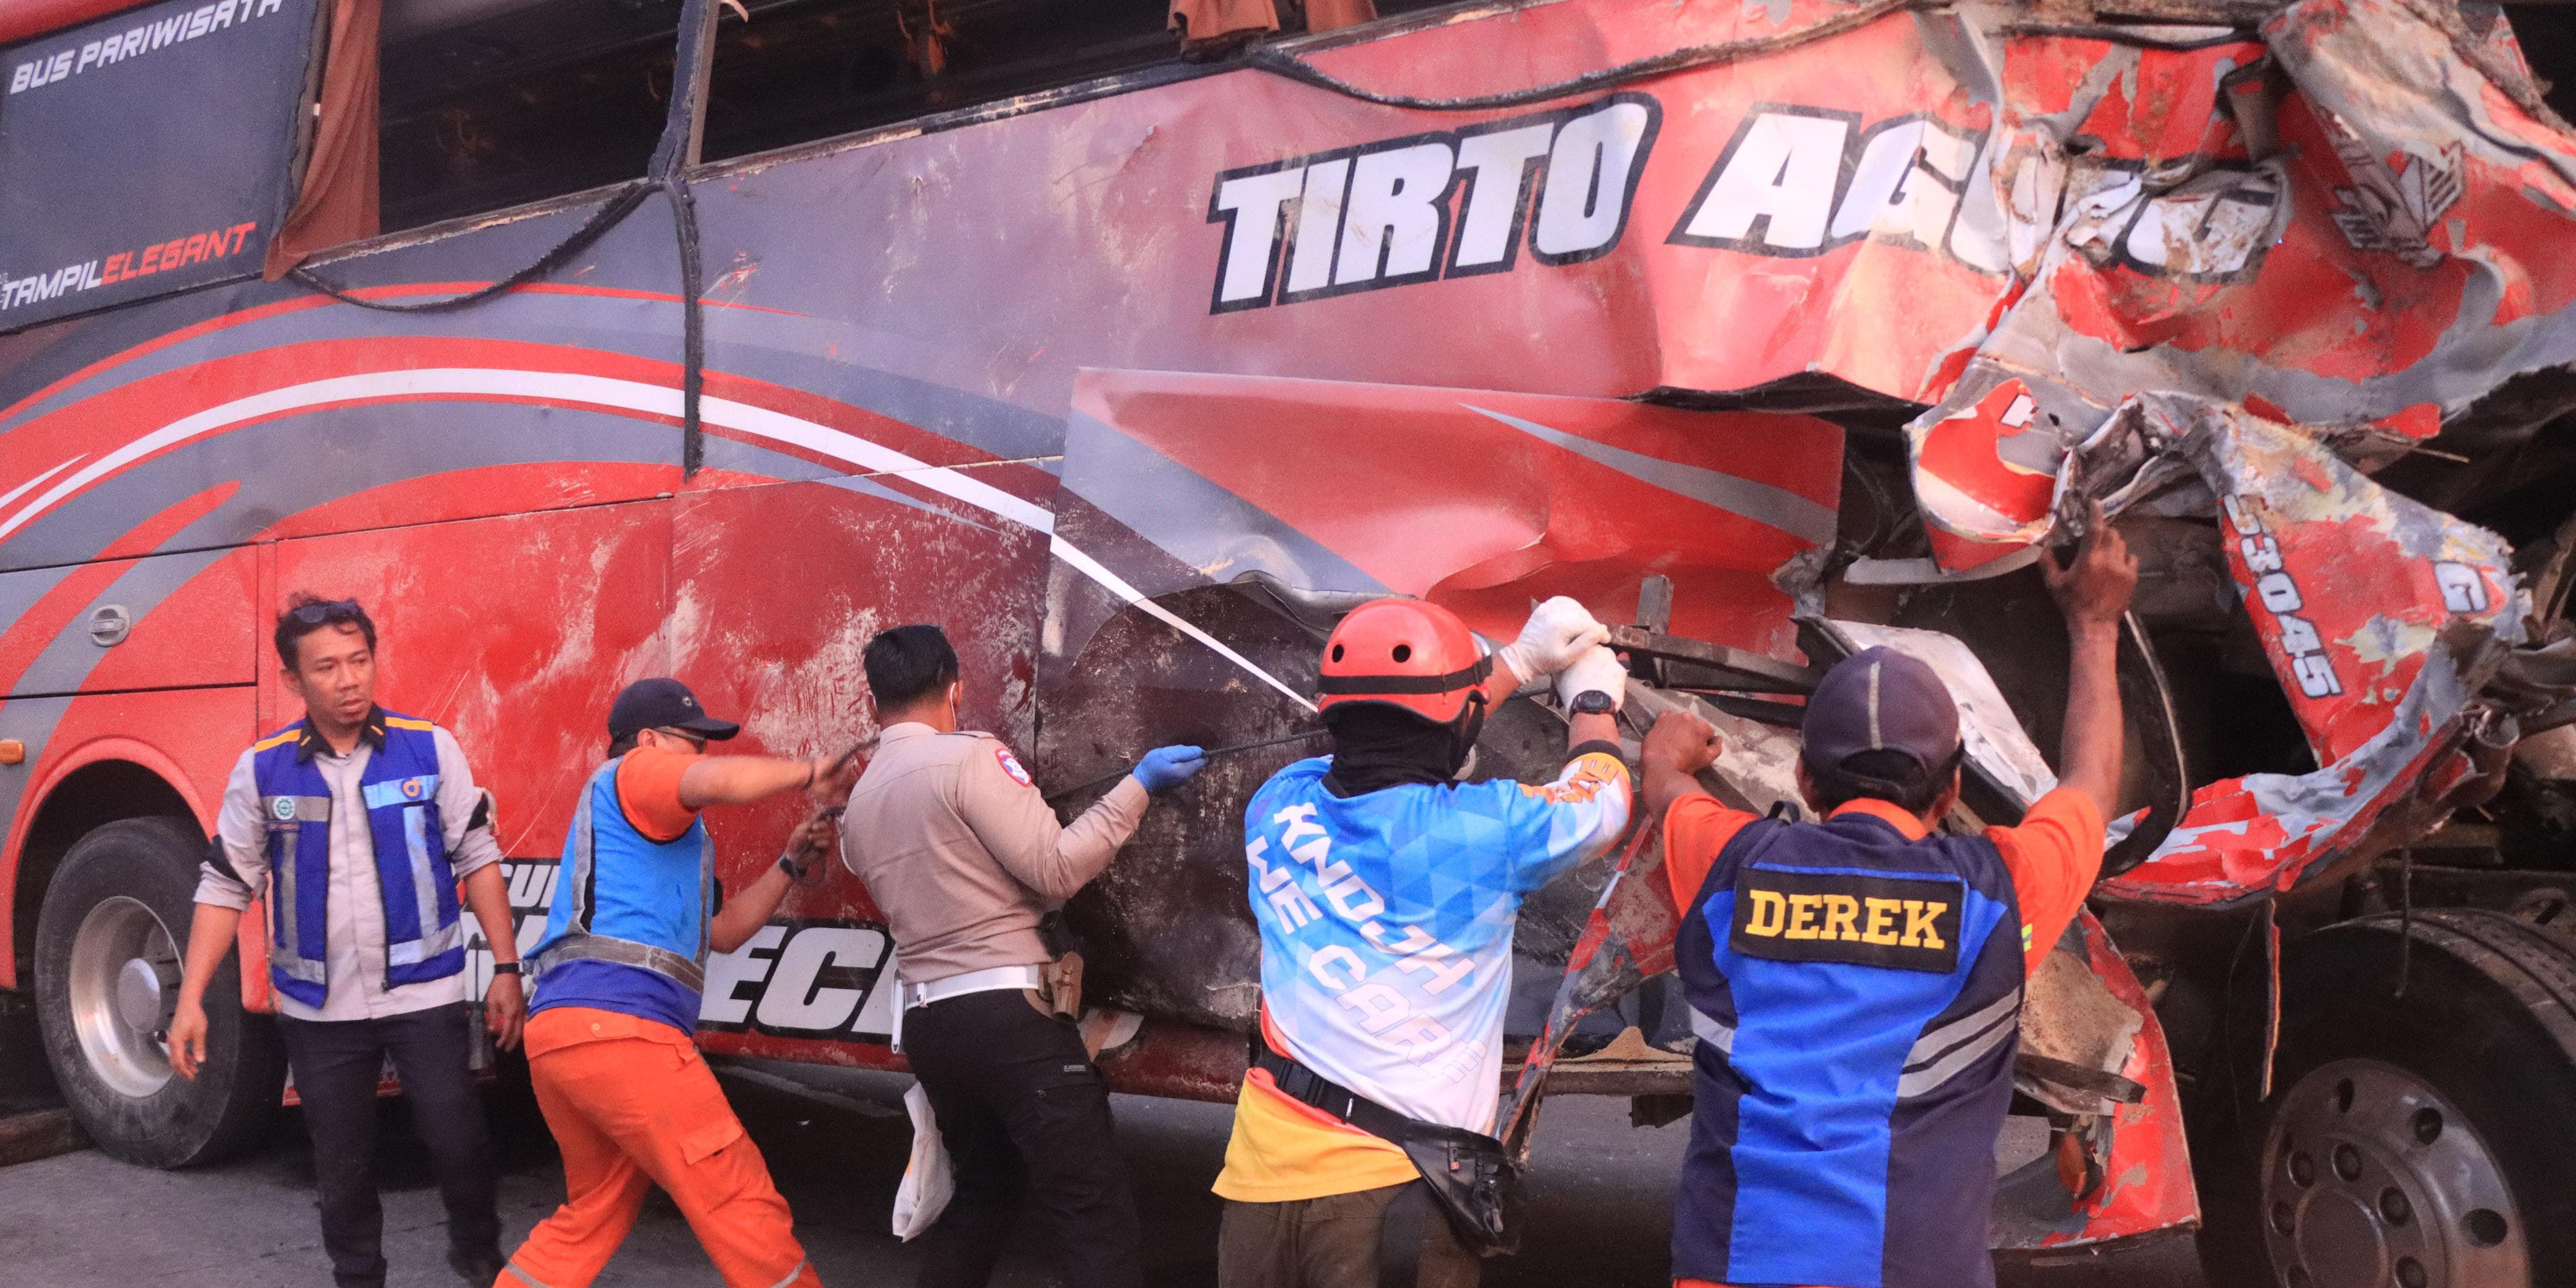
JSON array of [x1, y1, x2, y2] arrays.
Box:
[[2291, 1152, 2316, 1186], [2380, 1188, 2412, 1225], [2333, 1144, 2363, 1182], [2413, 1108, 2444, 1145], [2271, 1201, 2295, 1235], [2396, 1255, 2428, 1288]]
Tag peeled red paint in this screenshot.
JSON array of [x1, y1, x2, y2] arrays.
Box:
[[2098, 399, 2519, 905]]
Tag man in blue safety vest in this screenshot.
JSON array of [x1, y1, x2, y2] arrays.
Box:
[[1639, 514, 2137, 1288], [172, 594, 524, 1288], [500, 676, 854, 1288]]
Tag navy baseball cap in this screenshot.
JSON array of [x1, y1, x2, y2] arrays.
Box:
[[607, 677, 741, 742], [1801, 647, 1960, 778]]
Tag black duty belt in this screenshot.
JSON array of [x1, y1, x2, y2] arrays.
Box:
[[534, 933, 705, 992]]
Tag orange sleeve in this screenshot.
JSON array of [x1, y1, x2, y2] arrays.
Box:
[[1661, 794, 1760, 912], [614, 746, 702, 843], [1984, 786, 2106, 978]]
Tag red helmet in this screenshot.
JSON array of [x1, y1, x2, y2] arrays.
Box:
[[1317, 599, 1492, 724]]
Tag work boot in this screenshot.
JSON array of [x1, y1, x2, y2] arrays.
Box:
[[448, 1241, 508, 1287]]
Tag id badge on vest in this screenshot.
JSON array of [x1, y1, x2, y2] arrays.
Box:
[[1730, 865, 1964, 973]]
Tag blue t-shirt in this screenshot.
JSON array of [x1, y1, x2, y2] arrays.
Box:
[[1243, 751, 1631, 1133]]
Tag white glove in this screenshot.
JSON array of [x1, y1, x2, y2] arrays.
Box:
[[1496, 596, 1609, 688], [1555, 646, 1629, 712]]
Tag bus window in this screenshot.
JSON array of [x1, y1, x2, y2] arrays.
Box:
[[375, 0, 1463, 235]]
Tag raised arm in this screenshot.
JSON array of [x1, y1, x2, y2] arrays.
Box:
[[2039, 506, 2139, 820], [677, 752, 845, 810], [710, 812, 838, 953], [1643, 707, 1723, 823], [957, 744, 1157, 902]]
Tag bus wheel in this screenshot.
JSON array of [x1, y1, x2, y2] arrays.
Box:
[[32, 817, 282, 1167], [2260, 908, 2576, 1288]]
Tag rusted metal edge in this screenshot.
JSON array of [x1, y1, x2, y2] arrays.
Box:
[[1606, 624, 1819, 694]]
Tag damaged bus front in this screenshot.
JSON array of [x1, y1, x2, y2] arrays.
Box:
[[6, 0, 2576, 1284]]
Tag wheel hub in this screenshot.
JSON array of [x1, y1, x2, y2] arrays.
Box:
[[113, 955, 168, 1032], [65, 895, 178, 1099], [2263, 1058, 2531, 1288]]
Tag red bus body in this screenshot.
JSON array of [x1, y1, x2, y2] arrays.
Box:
[[11, 0, 2576, 1263]]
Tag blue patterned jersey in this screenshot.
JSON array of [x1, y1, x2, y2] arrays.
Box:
[[1244, 749, 1631, 1133]]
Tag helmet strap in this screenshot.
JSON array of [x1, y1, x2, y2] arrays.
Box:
[[1447, 690, 1489, 780]]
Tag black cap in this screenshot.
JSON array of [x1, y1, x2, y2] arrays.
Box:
[[607, 677, 741, 742], [1801, 647, 1960, 777]]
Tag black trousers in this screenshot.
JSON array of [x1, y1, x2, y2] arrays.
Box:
[[276, 1001, 502, 1288], [903, 988, 1143, 1288]]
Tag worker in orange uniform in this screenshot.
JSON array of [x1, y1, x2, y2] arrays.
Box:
[[496, 677, 857, 1288], [1639, 511, 2136, 1288]]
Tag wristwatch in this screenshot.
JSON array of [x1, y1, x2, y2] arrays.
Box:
[[779, 851, 820, 885], [490, 961, 523, 977], [1569, 689, 1617, 715]]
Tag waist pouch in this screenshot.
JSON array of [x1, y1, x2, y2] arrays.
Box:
[[1251, 1048, 1521, 1258]]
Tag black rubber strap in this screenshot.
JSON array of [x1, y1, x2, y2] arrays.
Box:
[[1377, 1180, 1432, 1288], [1318, 656, 1494, 697], [1242, 0, 1930, 113], [1253, 1048, 1424, 1146], [1565, 739, 1624, 762]]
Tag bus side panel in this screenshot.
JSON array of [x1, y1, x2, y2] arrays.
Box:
[[668, 475, 1052, 1065], [263, 500, 677, 859], [0, 202, 692, 579], [0, 546, 256, 697], [0, 685, 256, 989]]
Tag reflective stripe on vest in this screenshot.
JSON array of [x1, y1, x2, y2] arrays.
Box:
[[530, 758, 715, 994], [250, 714, 462, 1007], [1669, 811, 2026, 1288]]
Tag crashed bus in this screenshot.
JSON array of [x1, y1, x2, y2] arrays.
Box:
[[6, 0, 2576, 1282]]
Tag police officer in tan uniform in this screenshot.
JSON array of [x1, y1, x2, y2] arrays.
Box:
[[841, 624, 1203, 1288]]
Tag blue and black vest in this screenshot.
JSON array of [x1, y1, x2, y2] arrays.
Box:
[[250, 710, 461, 1009], [528, 758, 715, 1013], [1671, 807, 2024, 1288]]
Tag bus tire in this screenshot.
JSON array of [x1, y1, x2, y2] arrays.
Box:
[[2253, 908, 2576, 1288], [32, 817, 283, 1167]]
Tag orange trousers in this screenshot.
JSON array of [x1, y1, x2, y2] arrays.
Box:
[[497, 1007, 822, 1288]]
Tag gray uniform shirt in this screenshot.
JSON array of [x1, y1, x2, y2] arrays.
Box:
[[194, 717, 503, 1022], [839, 722, 1147, 984]]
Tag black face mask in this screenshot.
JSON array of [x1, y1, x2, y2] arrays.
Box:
[[1321, 698, 1485, 798]]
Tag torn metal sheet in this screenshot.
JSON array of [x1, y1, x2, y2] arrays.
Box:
[[2099, 398, 2522, 905], [1910, 0, 2576, 570], [1994, 909, 2199, 1250], [1045, 368, 1846, 684]]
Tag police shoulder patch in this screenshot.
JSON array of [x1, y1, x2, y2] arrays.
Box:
[[994, 747, 1033, 787], [1730, 865, 1964, 973]]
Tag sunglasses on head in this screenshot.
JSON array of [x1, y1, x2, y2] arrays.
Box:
[[287, 598, 364, 625]]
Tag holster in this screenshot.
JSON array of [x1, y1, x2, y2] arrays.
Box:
[[1252, 1048, 1522, 1258], [1037, 951, 1083, 1020], [1035, 910, 1084, 1020]]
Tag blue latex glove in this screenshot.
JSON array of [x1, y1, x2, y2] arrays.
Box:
[[1132, 744, 1207, 793]]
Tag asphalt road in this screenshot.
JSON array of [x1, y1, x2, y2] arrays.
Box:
[[0, 1060, 2209, 1287]]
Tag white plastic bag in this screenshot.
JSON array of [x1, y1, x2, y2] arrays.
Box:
[[890, 1081, 954, 1240]]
